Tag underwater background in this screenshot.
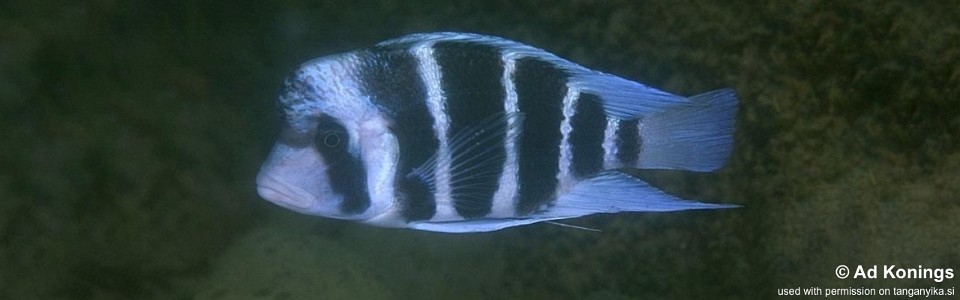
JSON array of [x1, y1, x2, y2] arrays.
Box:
[[2, 0, 958, 299]]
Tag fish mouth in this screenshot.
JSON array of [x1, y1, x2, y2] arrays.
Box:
[[255, 172, 318, 212]]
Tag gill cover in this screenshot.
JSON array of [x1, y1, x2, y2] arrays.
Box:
[[257, 54, 397, 222]]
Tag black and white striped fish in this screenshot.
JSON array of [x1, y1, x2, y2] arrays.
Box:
[[256, 32, 739, 233]]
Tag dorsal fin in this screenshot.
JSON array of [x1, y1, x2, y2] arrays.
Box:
[[377, 32, 693, 120]]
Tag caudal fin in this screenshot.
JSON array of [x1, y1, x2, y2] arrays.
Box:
[[637, 88, 738, 172]]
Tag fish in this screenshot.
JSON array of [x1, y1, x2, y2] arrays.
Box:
[[256, 32, 739, 233]]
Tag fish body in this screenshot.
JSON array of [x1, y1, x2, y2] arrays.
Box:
[[256, 32, 738, 233]]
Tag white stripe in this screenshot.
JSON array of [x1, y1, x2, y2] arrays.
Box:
[[412, 43, 457, 220], [491, 55, 520, 217], [602, 117, 620, 169], [556, 86, 580, 195]]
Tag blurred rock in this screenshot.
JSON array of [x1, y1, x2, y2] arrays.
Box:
[[196, 225, 393, 299]]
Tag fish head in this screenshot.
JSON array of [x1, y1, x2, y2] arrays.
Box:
[[256, 54, 398, 222]]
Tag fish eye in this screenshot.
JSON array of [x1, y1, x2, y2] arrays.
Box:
[[322, 133, 341, 147], [315, 116, 348, 151]]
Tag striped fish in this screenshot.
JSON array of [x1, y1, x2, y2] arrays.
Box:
[[256, 32, 739, 233]]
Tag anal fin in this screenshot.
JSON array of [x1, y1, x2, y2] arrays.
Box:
[[408, 171, 737, 233], [539, 170, 738, 219], [409, 218, 545, 233]]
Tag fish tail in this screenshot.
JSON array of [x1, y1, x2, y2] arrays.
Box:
[[636, 88, 738, 172]]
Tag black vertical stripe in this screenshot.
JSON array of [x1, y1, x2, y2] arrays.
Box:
[[569, 94, 607, 177], [515, 58, 566, 215], [313, 116, 371, 215], [616, 119, 640, 167], [359, 48, 436, 221], [433, 41, 506, 218]]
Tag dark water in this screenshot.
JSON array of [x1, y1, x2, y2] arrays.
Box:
[[2, 1, 957, 299]]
